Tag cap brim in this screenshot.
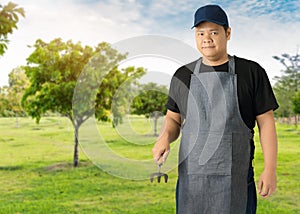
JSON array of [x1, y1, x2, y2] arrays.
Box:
[[191, 19, 228, 29]]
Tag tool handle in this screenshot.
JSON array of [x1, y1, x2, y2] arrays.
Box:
[[158, 163, 162, 173]]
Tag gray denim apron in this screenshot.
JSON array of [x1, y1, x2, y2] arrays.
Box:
[[177, 56, 254, 214]]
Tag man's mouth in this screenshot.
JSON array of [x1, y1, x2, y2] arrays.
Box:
[[202, 46, 215, 49]]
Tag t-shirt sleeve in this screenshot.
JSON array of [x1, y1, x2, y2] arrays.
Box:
[[254, 65, 279, 116], [165, 75, 180, 113], [165, 62, 195, 117]]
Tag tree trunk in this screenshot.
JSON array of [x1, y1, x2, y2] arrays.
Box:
[[153, 115, 158, 137], [73, 126, 79, 167]]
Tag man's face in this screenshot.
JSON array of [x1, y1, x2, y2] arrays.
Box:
[[195, 21, 231, 64]]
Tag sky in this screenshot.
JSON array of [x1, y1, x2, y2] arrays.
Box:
[[1, 0, 300, 86]]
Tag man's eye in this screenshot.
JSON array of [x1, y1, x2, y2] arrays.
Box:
[[211, 32, 218, 35], [198, 32, 204, 36]]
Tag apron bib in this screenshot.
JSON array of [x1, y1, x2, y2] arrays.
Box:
[[177, 56, 253, 214]]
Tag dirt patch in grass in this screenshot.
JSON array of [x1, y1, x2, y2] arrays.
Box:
[[44, 161, 92, 172]]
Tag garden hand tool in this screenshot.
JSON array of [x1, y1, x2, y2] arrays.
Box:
[[150, 163, 168, 183]]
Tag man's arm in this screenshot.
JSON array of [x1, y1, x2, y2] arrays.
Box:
[[152, 110, 181, 163], [256, 109, 278, 198]]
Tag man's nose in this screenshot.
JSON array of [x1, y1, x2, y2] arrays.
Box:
[[203, 34, 212, 43]]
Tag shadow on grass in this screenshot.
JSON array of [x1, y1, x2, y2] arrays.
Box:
[[105, 138, 155, 146], [0, 161, 93, 174], [0, 165, 23, 171], [102, 140, 117, 144], [0, 137, 15, 142], [39, 160, 93, 173]]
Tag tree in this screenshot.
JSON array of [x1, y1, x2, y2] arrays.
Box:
[[109, 66, 145, 128], [292, 90, 300, 114], [0, 68, 28, 119], [131, 82, 168, 136], [292, 90, 300, 126], [273, 52, 300, 123], [22, 38, 145, 167], [0, 86, 10, 116], [0, 2, 25, 56], [273, 75, 294, 118], [7, 66, 29, 127]]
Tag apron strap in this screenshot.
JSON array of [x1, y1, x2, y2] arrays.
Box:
[[193, 58, 201, 74], [193, 55, 235, 74], [228, 55, 235, 74]]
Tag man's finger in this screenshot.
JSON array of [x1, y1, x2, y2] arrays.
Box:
[[260, 185, 269, 198], [154, 154, 161, 163], [152, 147, 162, 162], [267, 187, 275, 197], [153, 150, 165, 163], [162, 150, 170, 162], [257, 178, 263, 194]]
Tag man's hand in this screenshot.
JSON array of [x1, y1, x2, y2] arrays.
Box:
[[152, 138, 170, 164], [258, 169, 277, 198], [152, 110, 181, 164], [256, 110, 278, 199]]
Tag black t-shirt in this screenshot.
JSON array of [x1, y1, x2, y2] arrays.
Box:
[[166, 56, 279, 160], [166, 56, 279, 130]]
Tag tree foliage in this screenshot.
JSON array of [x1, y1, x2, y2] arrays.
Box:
[[131, 82, 168, 136], [8, 67, 29, 126], [292, 90, 300, 115], [273, 53, 300, 118], [0, 2, 25, 55], [109, 66, 146, 128], [0, 67, 28, 119], [0, 86, 10, 116], [22, 38, 145, 166]]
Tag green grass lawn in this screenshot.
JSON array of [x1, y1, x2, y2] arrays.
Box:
[[0, 116, 299, 213]]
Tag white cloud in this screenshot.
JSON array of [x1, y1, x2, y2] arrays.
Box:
[[0, 0, 148, 86], [0, 0, 299, 86], [226, 3, 300, 83]]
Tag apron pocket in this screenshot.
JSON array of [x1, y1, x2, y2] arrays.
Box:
[[178, 174, 232, 213], [187, 132, 232, 175]]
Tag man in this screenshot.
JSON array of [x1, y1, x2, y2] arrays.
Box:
[[152, 4, 278, 214]]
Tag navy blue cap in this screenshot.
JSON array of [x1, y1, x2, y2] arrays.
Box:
[[192, 5, 229, 29]]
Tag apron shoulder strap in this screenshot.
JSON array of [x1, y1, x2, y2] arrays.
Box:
[[228, 55, 235, 74], [194, 55, 235, 74], [193, 57, 202, 74]]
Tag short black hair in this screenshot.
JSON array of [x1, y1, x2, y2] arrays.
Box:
[[223, 26, 229, 32]]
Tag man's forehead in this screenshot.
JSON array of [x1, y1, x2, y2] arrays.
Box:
[[195, 21, 223, 29], [195, 28, 220, 32]]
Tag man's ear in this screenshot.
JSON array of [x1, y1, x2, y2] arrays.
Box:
[[226, 27, 231, 40]]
